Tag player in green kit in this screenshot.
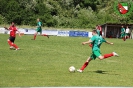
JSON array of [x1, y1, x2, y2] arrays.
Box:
[[32, 18, 49, 40], [120, 26, 126, 41], [77, 29, 119, 73], [89, 29, 100, 47]]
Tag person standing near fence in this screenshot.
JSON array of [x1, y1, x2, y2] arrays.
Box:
[[120, 25, 126, 41], [125, 26, 130, 39]]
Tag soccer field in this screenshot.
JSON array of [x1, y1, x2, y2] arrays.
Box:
[[0, 34, 133, 87]]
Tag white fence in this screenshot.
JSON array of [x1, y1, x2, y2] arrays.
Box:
[[0, 27, 92, 37]]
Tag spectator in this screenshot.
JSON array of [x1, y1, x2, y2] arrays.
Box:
[[120, 25, 126, 41], [125, 26, 130, 39]]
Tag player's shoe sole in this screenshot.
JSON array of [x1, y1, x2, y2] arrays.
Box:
[[47, 35, 49, 38], [16, 48, 20, 50], [77, 69, 83, 73], [113, 52, 119, 57], [9, 46, 15, 50]]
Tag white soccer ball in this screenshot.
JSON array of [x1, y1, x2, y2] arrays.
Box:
[[69, 66, 75, 72]]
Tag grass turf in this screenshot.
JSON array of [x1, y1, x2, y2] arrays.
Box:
[[0, 34, 133, 87]]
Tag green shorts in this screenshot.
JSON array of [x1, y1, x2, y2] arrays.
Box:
[[36, 28, 42, 33], [121, 33, 125, 38], [90, 50, 101, 60]]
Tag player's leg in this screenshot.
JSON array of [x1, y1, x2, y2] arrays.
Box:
[[77, 54, 96, 73], [78, 57, 92, 71], [33, 32, 38, 40], [77, 58, 91, 73], [7, 37, 19, 50], [41, 30, 49, 38], [121, 34, 125, 41], [40, 28, 49, 38], [125, 33, 127, 39], [8, 36, 15, 49], [125, 33, 129, 39], [124, 33, 126, 41], [122, 33, 126, 41], [98, 52, 119, 60], [41, 34, 49, 38], [7, 38, 13, 49]]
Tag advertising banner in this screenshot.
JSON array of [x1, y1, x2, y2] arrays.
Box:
[[57, 30, 69, 36], [69, 31, 88, 37]]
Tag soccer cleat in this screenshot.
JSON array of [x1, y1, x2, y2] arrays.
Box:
[[113, 52, 119, 57], [77, 69, 83, 73], [47, 35, 49, 38], [16, 48, 20, 50], [9, 46, 15, 50]]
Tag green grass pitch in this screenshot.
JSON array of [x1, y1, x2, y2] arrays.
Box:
[[0, 34, 133, 87]]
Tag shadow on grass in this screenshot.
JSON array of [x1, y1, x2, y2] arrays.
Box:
[[88, 70, 119, 75], [10, 48, 24, 50], [94, 70, 107, 74]]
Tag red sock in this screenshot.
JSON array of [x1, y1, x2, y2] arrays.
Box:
[[123, 38, 126, 41], [34, 35, 36, 40], [7, 40, 18, 49], [80, 62, 88, 70], [7, 40, 12, 46], [42, 34, 47, 36], [124, 38, 126, 41], [12, 43, 18, 49], [103, 53, 113, 59]]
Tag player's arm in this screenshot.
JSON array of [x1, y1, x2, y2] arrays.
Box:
[[16, 28, 21, 37], [102, 36, 113, 45], [82, 40, 92, 45], [4, 27, 9, 30], [105, 41, 113, 45], [17, 30, 21, 37]]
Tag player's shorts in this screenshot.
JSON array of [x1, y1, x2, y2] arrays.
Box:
[[36, 28, 42, 33], [90, 50, 101, 60], [125, 33, 129, 36], [9, 36, 15, 43], [121, 33, 125, 38]]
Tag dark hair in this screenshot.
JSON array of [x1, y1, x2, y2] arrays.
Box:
[[92, 29, 97, 33]]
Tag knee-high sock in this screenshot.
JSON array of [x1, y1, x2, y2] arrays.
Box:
[[34, 35, 36, 40], [80, 62, 88, 70], [103, 53, 113, 59], [8, 40, 18, 49], [12, 43, 18, 49], [8, 40, 12, 46], [42, 34, 47, 36], [42, 34, 49, 38]]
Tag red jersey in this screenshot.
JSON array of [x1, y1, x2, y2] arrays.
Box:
[[97, 26, 102, 35], [9, 26, 18, 37]]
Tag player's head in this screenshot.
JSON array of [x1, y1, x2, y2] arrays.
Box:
[[121, 25, 123, 28], [92, 29, 97, 35], [37, 18, 40, 22], [11, 22, 15, 26]]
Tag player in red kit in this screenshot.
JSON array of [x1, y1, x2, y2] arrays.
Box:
[[4, 22, 21, 50], [96, 25, 102, 36]]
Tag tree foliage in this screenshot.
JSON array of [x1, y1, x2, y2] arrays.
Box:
[[0, 0, 132, 28]]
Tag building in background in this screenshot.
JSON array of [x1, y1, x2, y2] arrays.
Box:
[[101, 23, 133, 39]]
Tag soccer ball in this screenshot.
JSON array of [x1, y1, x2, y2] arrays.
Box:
[[69, 66, 75, 72]]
